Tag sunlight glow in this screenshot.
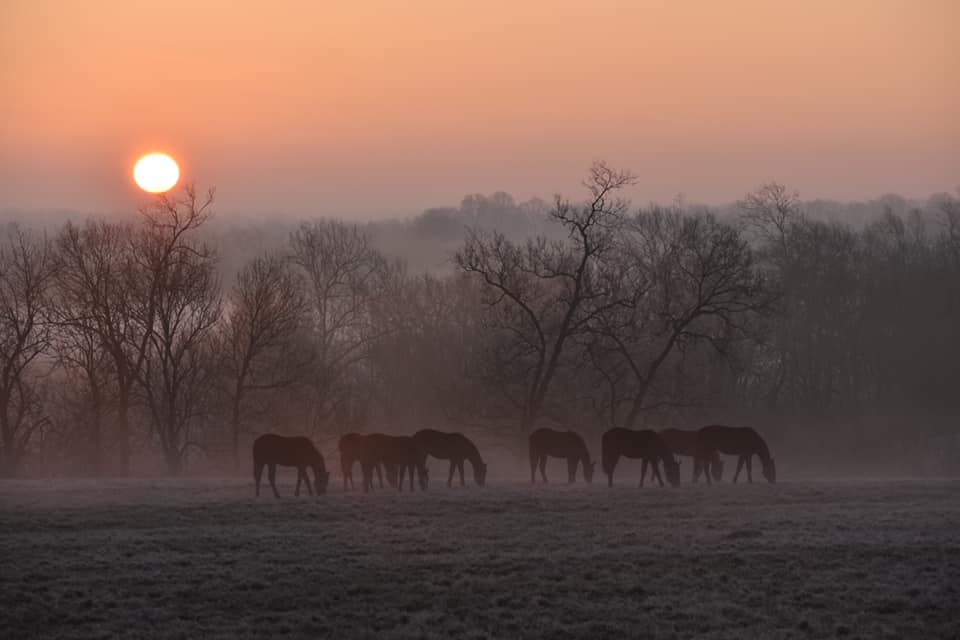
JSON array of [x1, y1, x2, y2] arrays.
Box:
[[133, 153, 180, 193]]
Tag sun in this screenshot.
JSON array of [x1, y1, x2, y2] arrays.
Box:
[[133, 153, 180, 193]]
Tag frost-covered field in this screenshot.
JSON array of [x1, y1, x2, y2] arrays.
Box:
[[1, 478, 957, 639]]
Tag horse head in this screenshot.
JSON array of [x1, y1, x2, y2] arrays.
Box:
[[314, 465, 331, 495], [474, 462, 487, 487], [762, 457, 776, 484]]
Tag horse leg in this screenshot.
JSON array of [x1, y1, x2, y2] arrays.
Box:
[[606, 454, 617, 488], [376, 463, 385, 489], [254, 461, 264, 497], [447, 460, 456, 488], [640, 459, 648, 488], [409, 463, 415, 491], [746, 455, 753, 483], [652, 461, 664, 488], [295, 468, 303, 496], [697, 453, 712, 485], [567, 457, 577, 484], [303, 468, 315, 496], [733, 456, 745, 483], [539, 456, 548, 483], [529, 448, 538, 484], [458, 460, 465, 486], [268, 464, 279, 498], [359, 460, 369, 493]]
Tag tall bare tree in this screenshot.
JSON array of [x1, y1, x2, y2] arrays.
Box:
[[53, 220, 130, 475], [221, 253, 307, 468], [584, 207, 766, 427], [0, 225, 58, 476], [134, 188, 221, 474], [455, 162, 636, 435], [288, 220, 396, 435], [49, 302, 115, 475]]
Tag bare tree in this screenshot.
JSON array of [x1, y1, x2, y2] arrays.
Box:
[[221, 253, 307, 468], [0, 225, 58, 476], [131, 186, 220, 475], [455, 162, 636, 435], [49, 303, 115, 475], [738, 182, 803, 261], [53, 221, 130, 475], [288, 220, 397, 436], [938, 194, 960, 271], [585, 207, 766, 427], [53, 186, 215, 475]]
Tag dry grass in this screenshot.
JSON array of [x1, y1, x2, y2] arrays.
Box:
[[1, 478, 957, 639]]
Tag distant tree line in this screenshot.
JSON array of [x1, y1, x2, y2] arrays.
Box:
[[1, 164, 957, 477]]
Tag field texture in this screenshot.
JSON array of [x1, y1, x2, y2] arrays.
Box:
[[1, 477, 958, 639]]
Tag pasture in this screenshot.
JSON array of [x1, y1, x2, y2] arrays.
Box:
[[1, 478, 957, 639]]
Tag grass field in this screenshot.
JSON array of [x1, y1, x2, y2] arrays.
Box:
[[1, 477, 957, 639]]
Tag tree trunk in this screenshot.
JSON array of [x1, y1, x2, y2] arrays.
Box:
[[117, 393, 131, 476], [164, 447, 182, 476], [231, 393, 242, 473], [89, 419, 101, 477], [0, 411, 18, 477]]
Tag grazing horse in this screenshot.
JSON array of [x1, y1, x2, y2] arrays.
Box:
[[360, 433, 429, 493], [339, 433, 397, 491], [253, 433, 331, 498], [601, 428, 681, 488], [412, 429, 487, 487], [528, 428, 595, 484], [659, 428, 724, 482], [694, 425, 776, 484]]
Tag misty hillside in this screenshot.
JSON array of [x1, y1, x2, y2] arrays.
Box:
[[4, 188, 956, 280]]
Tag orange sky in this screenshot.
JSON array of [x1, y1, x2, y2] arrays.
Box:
[[1, 0, 957, 217]]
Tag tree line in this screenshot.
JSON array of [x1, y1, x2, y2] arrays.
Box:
[[2, 164, 958, 477]]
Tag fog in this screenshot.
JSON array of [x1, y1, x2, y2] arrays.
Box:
[[1, 169, 958, 481]]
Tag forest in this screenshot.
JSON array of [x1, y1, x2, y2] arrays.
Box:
[[2, 163, 958, 478]]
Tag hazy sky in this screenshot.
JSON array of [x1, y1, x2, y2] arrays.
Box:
[[2, 0, 957, 218]]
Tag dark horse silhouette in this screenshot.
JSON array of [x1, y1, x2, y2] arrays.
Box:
[[528, 428, 595, 484], [694, 425, 776, 484], [253, 433, 331, 498], [412, 429, 487, 487], [659, 428, 724, 482], [601, 428, 681, 488], [359, 433, 429, 493], [339, 433, 397, 491]]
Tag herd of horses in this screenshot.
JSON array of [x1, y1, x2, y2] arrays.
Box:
[[252, 425, 776, 498]]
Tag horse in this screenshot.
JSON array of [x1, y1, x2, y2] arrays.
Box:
[[359, 433, 429, 493], [528, 428, 595, 484], [253, 433, 331, 498], [694, 425, 776, 484], [412, 429, 487, 487], [601, 428, 680, 488], [658, 428, 724, 482], [339, 433, 398, 491]]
